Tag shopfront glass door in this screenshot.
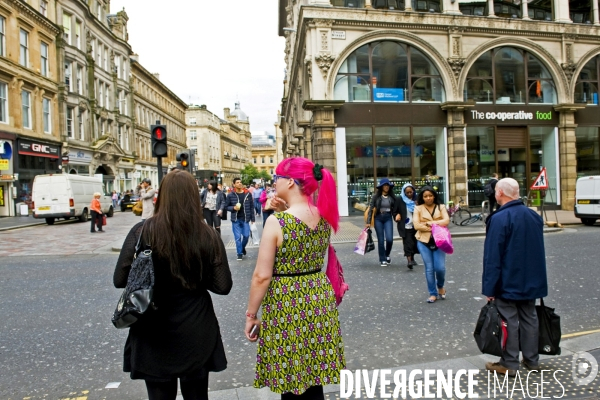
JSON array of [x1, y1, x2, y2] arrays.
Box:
[[498, 147, 528, 199]]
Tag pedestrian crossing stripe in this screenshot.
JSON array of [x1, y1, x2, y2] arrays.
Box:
[[531, 167, 549, 189]]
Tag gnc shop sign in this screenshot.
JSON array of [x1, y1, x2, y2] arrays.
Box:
[[465, 106, 558, 125], [18, 139, 60, 159]]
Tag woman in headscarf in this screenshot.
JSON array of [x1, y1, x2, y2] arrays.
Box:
[[394, 183, 419, 270]]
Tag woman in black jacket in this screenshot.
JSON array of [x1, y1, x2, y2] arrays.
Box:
[[201, 180, 225, 236], [366, 178, 397, 266], [394, 183, 419, 270], [114, 170, 232, 400]]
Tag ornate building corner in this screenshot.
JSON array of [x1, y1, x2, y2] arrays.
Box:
[[561, 63, 577, 81], [447, 58, 466, 78], [315, 54, 336, 78]]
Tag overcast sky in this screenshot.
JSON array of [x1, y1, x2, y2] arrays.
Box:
[[109, 0, 286, 134]]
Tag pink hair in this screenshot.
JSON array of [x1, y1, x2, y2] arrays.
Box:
[[276, 157, 339, 232]]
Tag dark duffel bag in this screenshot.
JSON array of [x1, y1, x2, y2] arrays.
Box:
[[474, 300, 508, 357]]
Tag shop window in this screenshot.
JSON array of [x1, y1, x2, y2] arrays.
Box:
[[466, 127, 496, 207], [576, 127, 600, 175], [20, 29, 29, 67], [345, 125, 446, 211], [414, 0, 440, 11], [493, 0, 521, 17], [41, 42, 49, 77], [465, 47, 557, 104], [43, 98, 51, 133], [373, 0, 401, 9], [575, 55, 600, 105], [530, 127, 558, 205], [22, 90, 31, 129], [459, 3, 486, 15], [334, 41, 445, 103]]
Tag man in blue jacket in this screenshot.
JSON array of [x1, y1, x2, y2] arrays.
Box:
[[222, 177, 255, 260], [482, 178, 548, 377]]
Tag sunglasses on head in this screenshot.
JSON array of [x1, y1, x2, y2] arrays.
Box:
[[273, 174, 300, 185]]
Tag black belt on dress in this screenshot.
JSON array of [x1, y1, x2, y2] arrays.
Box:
[[273, 269, 322, 277]]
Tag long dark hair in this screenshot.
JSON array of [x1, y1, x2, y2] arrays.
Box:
[[375, 184, 396, 199], [208, 180, 218, 194], [416, 185, 440, 205], [143, 170, 221, 290]]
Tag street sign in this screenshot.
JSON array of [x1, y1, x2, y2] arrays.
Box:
[[531, 167, 549, 190], [0, 159, 8, 170]]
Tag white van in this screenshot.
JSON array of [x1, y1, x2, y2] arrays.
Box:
[[32, 174, 113, 225], [574, 176, 600, 226]]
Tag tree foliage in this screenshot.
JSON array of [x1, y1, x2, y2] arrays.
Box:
[[240, 164, 271, 185]]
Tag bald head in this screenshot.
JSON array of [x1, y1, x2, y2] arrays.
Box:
[[495, 178, 520, 206]]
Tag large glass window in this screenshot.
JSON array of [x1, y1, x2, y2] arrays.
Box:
[[22, 90, 31, 129], [0, 82, 7, 123], [20, 29, 29, 67], [334, 41, 445, 103], [0, 16, 5, 57], [43, 98, 51, 133], [345, 126, 446, 208], [465, 47, 557, 104], [575, 55, 600, 105], [41, 42, 49, 77], [466, 127, 496, 206], [530, 127, 558, 205], [569, 0, 592, 23], [576, 127, 600, 176]]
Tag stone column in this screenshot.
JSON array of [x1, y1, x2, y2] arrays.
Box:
[[302, 100, 345, 180], [365, 0, 372, 8], [441, 102, 474, 205], [592, 0, 600, 24], [553, 0, 572, 22], [522, 0, 530, 19], [487, 0, 496, 16], [554, 104, 584, 211], [405, 0, 413, 12]]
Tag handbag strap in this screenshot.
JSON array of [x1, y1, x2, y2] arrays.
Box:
[[427, 204, 438, 219], [135, 223, 147, 254]]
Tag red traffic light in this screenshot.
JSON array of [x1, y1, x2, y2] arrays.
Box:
[[154, 128, 163, 140]]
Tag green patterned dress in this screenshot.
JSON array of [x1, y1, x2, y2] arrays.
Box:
[[254, 212, 346, 395]]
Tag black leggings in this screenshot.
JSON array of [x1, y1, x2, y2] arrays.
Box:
[[203, 208, 221, 235], [145, 376, 209, 400], [281, 385, 324, 400]]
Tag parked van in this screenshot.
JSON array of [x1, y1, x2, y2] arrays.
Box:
[[32, 174, 113, 225], [574, 176, 600, 226]]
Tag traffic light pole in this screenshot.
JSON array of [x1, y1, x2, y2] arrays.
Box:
[[157, 157, 163, 185]]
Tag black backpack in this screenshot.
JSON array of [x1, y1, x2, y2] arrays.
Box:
[[484, 179, 497, 197]]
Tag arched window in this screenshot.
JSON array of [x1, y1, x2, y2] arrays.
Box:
[[465, 47, 557, 104], [574, 55, 599, 105], [334, 41, 445, 103]]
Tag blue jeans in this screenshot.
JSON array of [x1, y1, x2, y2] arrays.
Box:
[[254, 199, 262, 215], [417, 240, 446, 296], [374, 212, 394, 262], [232, 219, 250, 255]]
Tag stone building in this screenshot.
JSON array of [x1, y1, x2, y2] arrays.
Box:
[[131, 58, 187, 188], [278, 0, 600, 216], [0, 0, 61, 216], [185, 102, 252, 187], [251, 130, 280, 176], [57, 0, 134, 193]]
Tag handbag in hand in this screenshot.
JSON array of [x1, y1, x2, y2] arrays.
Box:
[[473, 300, 508, 357], [112, 224, 157, 329], [537, 298, 561, 355], [365, 228, 375, 253]]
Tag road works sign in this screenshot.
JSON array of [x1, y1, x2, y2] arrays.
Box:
[[531, 167, 549, 190]]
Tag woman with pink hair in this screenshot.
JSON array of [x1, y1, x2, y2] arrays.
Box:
[[244, 157, 345, 399]]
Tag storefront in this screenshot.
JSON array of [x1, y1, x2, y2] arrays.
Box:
[[16, 138, 61, 209], [66, 149, 93, 175], [0, 133, 16, 216], [116, 157, 136, 193]]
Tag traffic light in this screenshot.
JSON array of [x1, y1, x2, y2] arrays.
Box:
[[150, 124, 168, 157], [176, 150, 191, 172]]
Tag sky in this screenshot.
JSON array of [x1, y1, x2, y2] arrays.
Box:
[[109, 0, 286, 133]]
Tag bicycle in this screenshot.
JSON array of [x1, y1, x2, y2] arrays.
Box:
[[447, 196, 471, 225], [460, 200, 490, 226]]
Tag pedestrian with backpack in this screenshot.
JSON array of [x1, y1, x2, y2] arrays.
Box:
[[484, 173, 499, 212]]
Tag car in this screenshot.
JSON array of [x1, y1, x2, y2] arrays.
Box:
[[120, 194, 141, 212]]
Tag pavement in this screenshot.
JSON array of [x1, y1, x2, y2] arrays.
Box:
[[209, 331, 600, 399]]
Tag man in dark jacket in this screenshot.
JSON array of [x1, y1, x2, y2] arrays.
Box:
[[482, 178, 548, 377], [486, 173, 499, 212], [222, 177, 255, 260]]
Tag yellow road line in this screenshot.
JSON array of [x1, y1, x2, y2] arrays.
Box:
[[562, 328, 600, 339]]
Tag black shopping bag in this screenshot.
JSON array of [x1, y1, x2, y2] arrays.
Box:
[[365, 228, 375, 254], [537, 298, 561, 355], [474, 301, 507, 357]]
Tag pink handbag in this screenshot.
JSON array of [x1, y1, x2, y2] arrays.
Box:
[[326, 245, 349, 306], [432, 224, 454, 254]]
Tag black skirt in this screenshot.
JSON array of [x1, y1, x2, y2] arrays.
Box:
[[402, 228, 419, 257]]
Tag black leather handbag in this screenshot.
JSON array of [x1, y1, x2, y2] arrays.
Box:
[[112, 225, 156, 329]]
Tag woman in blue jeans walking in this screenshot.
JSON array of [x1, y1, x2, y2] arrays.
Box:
[[366, 178, 397, 267], [413, 186, 450, 303]]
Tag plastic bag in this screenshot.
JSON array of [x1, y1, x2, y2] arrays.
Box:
[[354, 228, 369, 255], [432, 224, 453, 254], [250, 223, 260, 245], [365, 229, 375, 253]]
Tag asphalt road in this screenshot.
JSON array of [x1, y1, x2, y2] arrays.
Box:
[[1, 224, 599, 399]]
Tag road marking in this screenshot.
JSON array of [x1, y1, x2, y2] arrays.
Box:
[[105, 382, 121, 388], [562, 328, 600, 339]]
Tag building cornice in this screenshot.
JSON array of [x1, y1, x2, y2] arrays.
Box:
[[7, 0, 60, 36]]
